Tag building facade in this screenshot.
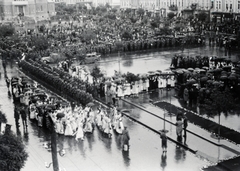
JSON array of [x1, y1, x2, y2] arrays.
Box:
[[92, 0, 112, 7], [0, 0, 55, 21], [120, 0, 240, 13]]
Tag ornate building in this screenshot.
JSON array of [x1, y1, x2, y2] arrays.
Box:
[[0, 0, 55, 21]]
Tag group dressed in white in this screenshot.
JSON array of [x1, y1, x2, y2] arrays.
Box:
[[68, 65, 176, 98], [30, 101, 125, 141]]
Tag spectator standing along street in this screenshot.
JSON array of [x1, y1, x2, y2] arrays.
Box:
[[160, 131, 167, 153]]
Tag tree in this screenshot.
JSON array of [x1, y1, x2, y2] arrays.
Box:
[[167, 12, 175, 20], [150, 20, 159, 28], [121, 30, 132, 40], [80, 30, 96, 44], [124, 8, 132, 16], [197, 12, 208, 22], [169, 5, 178, 11], [137, 8, 145, 17], [91, 65, 104, 83], [0, 25, 15, 37], [28, 36, 49, 53], [201, 88, 236, 138], [111, 8, 117, 13], [0, 127, 28, 171]]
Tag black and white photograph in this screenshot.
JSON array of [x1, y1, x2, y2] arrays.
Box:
[[0, 0, 240, 171]]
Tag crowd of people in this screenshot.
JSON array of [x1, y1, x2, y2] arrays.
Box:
[[68, 65, 176, 103], [9, 75, 131, 150]]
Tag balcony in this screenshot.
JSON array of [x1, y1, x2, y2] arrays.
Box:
[[12, 0, 28, 5]]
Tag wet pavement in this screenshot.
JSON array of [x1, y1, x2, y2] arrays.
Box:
[[0, 62, 211, 171], [1, 44, 240, 171], [117, 90, 240, 163]]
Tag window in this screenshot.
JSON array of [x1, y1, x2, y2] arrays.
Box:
[[216, 0, 221, 10], [238, 1, 240, 9]]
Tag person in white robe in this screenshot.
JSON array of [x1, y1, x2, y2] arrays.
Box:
[[145, 79, 149, 91], [117, 84, 124, 98], [124, 83, 131, 96], [116, 117, 124, 135], [56, 119, 64, 134], [138, 79, 143, 92], [75, 119, 84, 141], [65, 118, 74, 136]]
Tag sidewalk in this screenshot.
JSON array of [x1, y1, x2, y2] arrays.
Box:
[[97, 90, 240, 170]]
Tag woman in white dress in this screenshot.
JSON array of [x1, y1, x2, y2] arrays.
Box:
[[84, 118, 93, 134], [138, 79, 143, 92], [103, 116, 112, 138], [116, 117, 124, 135], [70, 117, 77, 133], [145, 79, 149, 91], [158, 76, 164, 88], [125, 83, 131, 96], [64, 118, 74, 136], [56, 119, 64, 134], [117, 84, 124, 98], [75, 119, 84, 141]]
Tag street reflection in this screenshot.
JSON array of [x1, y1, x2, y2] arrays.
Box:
[[160, 152, 167, 170], [85, 132, 94, 151], [101, 135, 112, 152], [122, 150, 130, 167], [77, 139, 86, 158], [174, 146, 186, 163]]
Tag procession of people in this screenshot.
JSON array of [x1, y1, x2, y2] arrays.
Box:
[[6, 73, 130, 150]]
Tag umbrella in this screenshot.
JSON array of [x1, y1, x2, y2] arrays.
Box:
[[56, 113, 65, 119], [200, 77, 208, 82], [202, 66, 209, 70], [175, 69, 184, 74], [213, 68, 223, 73], [198, 69, 206, 73], [148, 71, 155, 74], [228, 75, 237, 80], [207, 80, 213, 84], [213, 81, 221, 85], [86, 102, 95, 107], [220, 75, 228, 80], [187, 68, 194, 72], [195, 68, 200, 71], [186, 79, 197, 85]]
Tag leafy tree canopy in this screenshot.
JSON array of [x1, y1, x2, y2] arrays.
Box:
[[137, 8, 145, 16], [197, 12, 208, 22], [201, 88, 236, 116], [167, 12, 175, 20], [91, 65, 104, 82], [0, 131, 28, 171], [0, 25, 15, 37], [28, 35, 49, 52]]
